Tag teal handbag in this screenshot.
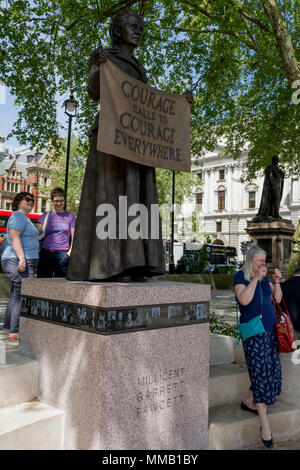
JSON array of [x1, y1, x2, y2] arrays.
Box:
[[236, 280, 266, 344]]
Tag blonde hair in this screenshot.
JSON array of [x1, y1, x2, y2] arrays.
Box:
[[241, 245, 267, 281]]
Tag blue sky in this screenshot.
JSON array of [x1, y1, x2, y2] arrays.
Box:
[[0, 83, 72, 151], [0, 84, 20, 149]]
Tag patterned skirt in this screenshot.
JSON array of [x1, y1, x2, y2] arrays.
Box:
[[242, 330, 282, 405]]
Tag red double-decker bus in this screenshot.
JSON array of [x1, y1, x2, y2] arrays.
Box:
[[0, 209, 42, 232]]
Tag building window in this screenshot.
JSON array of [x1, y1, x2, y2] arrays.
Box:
[[249, 191, 256, 209], [219, 169, 225, 180], [197, 171, 203, 180], [216, 221, 222, 232], [26, 185, 31, 192], [195, 193, 203, 210], [6, 182, 10, 191], [5, 202, 12, 210], [218, 191, 225, 211]]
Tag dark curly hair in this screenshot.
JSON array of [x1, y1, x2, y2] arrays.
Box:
[[50, 187, 66, 201], [12, 192, 35, 211], [109, 9, 143, 46]]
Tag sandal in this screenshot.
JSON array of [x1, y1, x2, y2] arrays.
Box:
[[241, 401, 258, 415], [260, 427, 274, 448]]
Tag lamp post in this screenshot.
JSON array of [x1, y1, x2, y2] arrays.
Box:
[[228, 216, 232, 245], [169, 171, 176, 274], [63, 90, 79, 208]]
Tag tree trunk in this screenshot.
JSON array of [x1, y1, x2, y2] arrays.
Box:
[[263, 0, 300, 84]]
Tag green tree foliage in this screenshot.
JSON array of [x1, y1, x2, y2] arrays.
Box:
[[187, 237, 210, 273], [1, 0, 300, 178], [175, 235, 211, 273], [156, 169, 201, 241], [40, 136, 88, 213], [155, 169, 200, 205]]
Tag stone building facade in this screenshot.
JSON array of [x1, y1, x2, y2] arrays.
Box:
[[0, 137, 55, 213], [176, 143, 300, 260]]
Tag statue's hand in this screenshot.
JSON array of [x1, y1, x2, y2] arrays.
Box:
[[184, 90, 193, 104], [95, 48, 109, 66]]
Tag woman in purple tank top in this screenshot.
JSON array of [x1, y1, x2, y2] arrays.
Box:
[[36, 187, 76, 278]]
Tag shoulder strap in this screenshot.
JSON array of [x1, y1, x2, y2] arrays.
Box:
[[42, 211, 50, 233], [235, 297, 241, 345], [258, 280, 263, 317], [236, 297, 240, 325]]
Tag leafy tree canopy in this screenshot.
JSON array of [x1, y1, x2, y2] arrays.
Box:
[[156, 168, 200, 206], [39, 136, 88, 213], [1, 0, 300, 179]]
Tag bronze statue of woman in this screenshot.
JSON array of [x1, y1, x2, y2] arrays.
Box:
[[67, 10, 165, 282]]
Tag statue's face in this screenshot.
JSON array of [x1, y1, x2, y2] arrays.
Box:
[[119, 15, 143, 48]]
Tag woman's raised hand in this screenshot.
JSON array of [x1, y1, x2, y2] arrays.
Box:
[[255, 266, 267, 280], [272, 268, 282, 282]]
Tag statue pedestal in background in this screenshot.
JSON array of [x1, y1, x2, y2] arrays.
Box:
[[247, 220, 295, 279], [19, 278, 210, 450], [286, 220, 300, 279]]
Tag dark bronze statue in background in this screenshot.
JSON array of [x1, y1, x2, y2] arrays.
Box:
[[252, 155, 285, 222], [67, 9, 165, 282]]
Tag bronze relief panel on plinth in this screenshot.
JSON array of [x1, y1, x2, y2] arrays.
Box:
[[20, 295, 209, 335]]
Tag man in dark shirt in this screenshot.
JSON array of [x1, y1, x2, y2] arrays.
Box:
[[281, 267, 300, 337]]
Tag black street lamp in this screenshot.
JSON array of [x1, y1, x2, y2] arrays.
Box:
[[169, 171, 176, 274], [63, 90, 79, 207]]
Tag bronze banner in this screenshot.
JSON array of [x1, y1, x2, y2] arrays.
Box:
[[98, 60, 191, 172]]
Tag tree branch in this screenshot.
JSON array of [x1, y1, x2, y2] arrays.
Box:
[[236, 7, 272, 33], [167, 26, 259, 51], [100, 0, 139, 19], [263, 0, 300, 83]]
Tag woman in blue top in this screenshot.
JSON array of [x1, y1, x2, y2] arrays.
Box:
[[1, 192, 39, 341], [234, 245, 282, 449]]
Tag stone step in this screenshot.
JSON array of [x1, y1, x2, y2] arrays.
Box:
[[209, 401, 300, 450], [0, 400, 64, 450], [210, 334, 235, 365], [246, 436, 300, 450], [0, 351, 38, 408], [210, 333, 245, 366], [210, 363, 250, 407]]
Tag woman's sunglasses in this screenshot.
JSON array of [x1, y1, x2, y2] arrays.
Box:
[[24, 197, 35, 203]]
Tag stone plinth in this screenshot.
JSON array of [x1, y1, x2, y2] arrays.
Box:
[[19, 279, 210, 450], [246, 220, 295, 278]]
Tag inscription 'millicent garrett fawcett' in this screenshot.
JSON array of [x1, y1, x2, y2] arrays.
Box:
[[136, 368, 185, 417]]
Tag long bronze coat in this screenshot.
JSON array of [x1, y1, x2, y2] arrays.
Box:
[[67, 48, 165, 281], [255, 161, 284, 221]]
